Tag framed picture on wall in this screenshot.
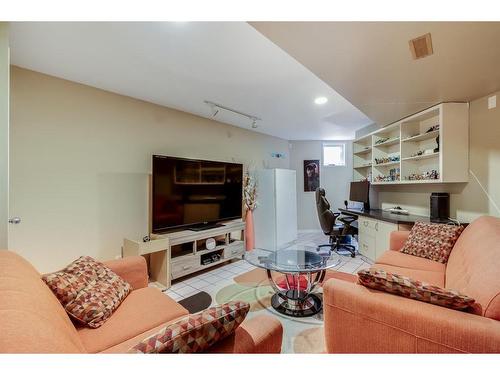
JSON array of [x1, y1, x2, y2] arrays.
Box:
[[304, 160, 320, 192]]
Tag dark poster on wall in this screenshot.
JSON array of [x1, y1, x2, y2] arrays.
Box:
[[304, 160, 320, 192]]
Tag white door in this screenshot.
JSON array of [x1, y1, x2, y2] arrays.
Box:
[[0, 23, 9, 249]]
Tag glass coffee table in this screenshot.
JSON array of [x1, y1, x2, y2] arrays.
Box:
[[244, 246, 341, 317]]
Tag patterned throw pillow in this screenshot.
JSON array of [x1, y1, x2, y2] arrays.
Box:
[[129, 301, 250, 353], [400, 221, 464, 263], [357, 268, 475, 311], [42, 256, 131, 328]]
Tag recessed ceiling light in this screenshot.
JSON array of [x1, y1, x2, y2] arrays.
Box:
[[314, 97, 328, 105]]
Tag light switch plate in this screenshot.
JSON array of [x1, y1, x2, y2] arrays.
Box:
[[488, 95, 496, 109]]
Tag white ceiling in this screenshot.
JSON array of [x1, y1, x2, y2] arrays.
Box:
[[251, 22, 500, 126], [9, 22, 373, 140]]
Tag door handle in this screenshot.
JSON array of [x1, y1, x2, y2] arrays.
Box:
[[8, 217, 21, 224]]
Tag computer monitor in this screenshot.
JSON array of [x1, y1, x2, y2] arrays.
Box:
[[349, 181, 370, 211]]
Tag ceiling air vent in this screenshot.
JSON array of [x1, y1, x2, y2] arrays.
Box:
[[409, 33, 433, 60]]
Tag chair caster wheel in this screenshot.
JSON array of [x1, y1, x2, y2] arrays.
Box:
[[351, 253, 356, 258]]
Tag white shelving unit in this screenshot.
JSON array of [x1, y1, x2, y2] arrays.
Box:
[[353, 134, 373, 182], [352, 103, 469, 185]]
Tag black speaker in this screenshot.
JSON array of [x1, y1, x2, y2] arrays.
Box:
[[430, 193, 449, 223]]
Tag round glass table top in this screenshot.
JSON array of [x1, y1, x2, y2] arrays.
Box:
[[244, 246, 341, 273]]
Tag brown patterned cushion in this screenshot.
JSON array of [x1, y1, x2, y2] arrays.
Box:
[[400, 221, 464, 263], [128, 301, 250, 353], [42, 256, 131, 328], [357, 268, 475, 311]]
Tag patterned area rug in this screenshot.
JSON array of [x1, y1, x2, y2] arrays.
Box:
[[213, 268, 329, 353]]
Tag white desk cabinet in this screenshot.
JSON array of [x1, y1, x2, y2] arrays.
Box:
[[358, 217, 398, 261]]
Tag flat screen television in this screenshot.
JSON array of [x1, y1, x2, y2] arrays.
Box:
[[152, 155, 243, 233]]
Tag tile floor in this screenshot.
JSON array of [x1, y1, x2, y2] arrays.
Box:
[[165, 260, 256, 302]]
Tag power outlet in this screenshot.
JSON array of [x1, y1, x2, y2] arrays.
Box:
[[488, 95, 496, 109]]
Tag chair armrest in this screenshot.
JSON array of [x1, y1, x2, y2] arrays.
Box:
[[208, 315, 283, 353], [104, 256, 148, 290], [389, 230, 410, 251], [323, 279, 500, 353], [339, 216, 356, 225]]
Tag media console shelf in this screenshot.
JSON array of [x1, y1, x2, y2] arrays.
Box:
[[123, 219, 245, 290]]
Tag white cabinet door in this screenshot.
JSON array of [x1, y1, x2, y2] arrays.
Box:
[[359, 232, 376, 260], [358, 217, 377, 261], [358, 216, 397, 261]]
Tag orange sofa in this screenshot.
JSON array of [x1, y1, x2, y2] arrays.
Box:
[[0, 251, 283, 353], [323, 215, 500, 353]]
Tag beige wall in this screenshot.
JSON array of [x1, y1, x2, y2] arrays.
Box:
[[375, 93, 500, 222], [0, 23, 8, 248], [289, 140, 353, 230], [9, 66, 290, 272]]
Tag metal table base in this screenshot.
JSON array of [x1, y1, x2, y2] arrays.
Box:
[[267, 269, 325, 317]]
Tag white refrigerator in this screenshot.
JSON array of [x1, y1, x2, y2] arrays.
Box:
[[253, 169, 298, 251]]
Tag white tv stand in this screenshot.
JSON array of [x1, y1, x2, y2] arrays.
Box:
[[123, 219, 245, 290]]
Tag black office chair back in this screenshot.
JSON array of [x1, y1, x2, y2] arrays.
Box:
[[315, 188, 336, 235]]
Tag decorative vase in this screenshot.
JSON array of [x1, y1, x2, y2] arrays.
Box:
[[245, 210, 255, 251]]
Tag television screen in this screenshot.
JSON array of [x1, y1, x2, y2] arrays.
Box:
[[152, 155, 243, 233]]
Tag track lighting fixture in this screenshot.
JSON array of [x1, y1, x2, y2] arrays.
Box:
[[204, 100, 261, 129]]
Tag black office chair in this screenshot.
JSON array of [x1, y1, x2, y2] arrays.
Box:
[[315, 187, 357, 258]]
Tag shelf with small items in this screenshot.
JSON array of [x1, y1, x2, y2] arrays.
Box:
[[373, 150, 400, 167], [401, 173, 440, 183], [372, 167, 400, 183], [371, 180, 400, 185], [401, 153, 440, 184], [353, 134, 373, 182], [402, 129, 439, 143], [372, 173, 400, 184], [372, 151, 400, 184], [373, 137, 400, 147], [399, 179, 442, 184], [353, 147, 372, 156], [374, 160, 399, 167], [353, 160, 372, 182], [402, 152, 439, 162], [353, 163, 372, 169]]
